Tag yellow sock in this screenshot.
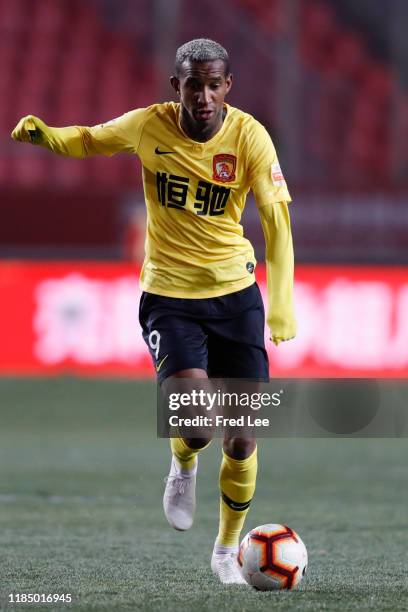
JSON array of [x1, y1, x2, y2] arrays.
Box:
[[170, 437, 211, 471], [217, 447, 257, 548]]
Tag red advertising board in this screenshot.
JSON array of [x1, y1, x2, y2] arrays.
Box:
[[0, 261, 407, 377]]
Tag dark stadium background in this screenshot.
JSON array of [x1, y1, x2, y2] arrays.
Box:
[[1, 1, 408, 610], [1, 0, 407, 378], [3, 0, 408, 262]]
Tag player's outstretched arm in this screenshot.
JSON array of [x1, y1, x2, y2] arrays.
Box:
[[258, 201, 296, 346], [11, 115, 90, 157], [11, 109, 145, 158]]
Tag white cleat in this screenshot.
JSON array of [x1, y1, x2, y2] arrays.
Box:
[[163, 456, 197, 531], [211, 549, 247, 585]]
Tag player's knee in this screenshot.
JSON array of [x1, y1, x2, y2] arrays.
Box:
[[223, 437, 256, 460], [184, 436, 212, 450]]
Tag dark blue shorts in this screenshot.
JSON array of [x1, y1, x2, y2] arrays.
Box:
[[139, 283, 269, 382]]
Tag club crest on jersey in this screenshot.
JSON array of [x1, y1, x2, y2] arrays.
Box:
[[213, 154, 236, 183]]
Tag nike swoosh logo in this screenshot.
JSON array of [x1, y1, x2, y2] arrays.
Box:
[[155, 147, 175, 155], [156, 354, 169, 372]]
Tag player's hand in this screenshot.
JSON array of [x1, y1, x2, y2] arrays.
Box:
[[271, 335, 295, 346], [269, 318, 297, 346], [11, 115, 49, 145]]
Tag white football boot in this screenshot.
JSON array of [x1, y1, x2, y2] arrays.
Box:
[[211, 543, 247, 585], [163, 456, 197, 531]]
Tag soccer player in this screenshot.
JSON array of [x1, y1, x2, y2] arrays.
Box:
[[11, 39, 296, 584]]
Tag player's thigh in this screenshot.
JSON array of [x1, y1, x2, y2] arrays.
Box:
[[208, 338, 268, 379], [206, 284, 269, 380], [139, 292, 208, 381]]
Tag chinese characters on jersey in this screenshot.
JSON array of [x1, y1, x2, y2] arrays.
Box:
[[156, 172, 231, 216]]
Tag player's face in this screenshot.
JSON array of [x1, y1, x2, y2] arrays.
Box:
[[171, 60, 233, 137]]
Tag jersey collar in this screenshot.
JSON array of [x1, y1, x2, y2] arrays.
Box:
[[176, 103, 230, 146]]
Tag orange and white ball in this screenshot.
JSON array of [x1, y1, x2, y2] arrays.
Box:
[[238, 524, 308, 590]]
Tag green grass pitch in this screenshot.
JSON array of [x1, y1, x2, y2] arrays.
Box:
[[0, 378, 407, 611]]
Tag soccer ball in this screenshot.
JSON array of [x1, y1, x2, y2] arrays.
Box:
[[238, 524, 308, 590]]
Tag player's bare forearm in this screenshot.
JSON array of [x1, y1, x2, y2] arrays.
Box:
[[258, 202, 296, 345]]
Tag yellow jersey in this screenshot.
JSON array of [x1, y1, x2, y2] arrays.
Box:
[[11, 103, 296, 341], [74, 102, 291, 298]]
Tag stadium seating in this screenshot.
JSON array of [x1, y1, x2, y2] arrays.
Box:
[[2, 0, 155, 187], [235, 0, 401, 187], [1, 0, 405, 189]]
